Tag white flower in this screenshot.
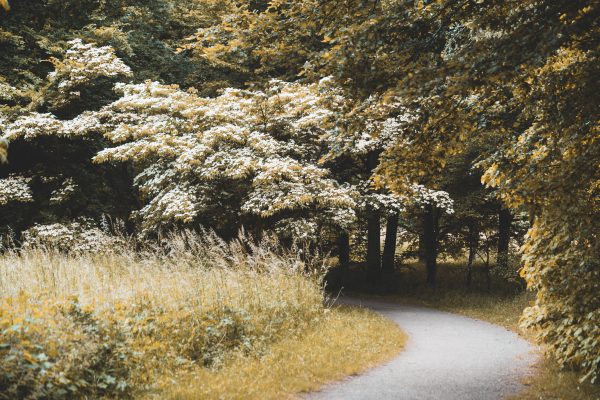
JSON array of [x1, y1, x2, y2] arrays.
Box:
[[0, 175, 33, 205]]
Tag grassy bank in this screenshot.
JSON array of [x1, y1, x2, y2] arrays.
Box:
[[164, 307, 405, 400], [337, 260, 600, 400], [0, 234, 405, 399]]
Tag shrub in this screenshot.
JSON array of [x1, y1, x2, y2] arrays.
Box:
[[0, 295, 131, 399]]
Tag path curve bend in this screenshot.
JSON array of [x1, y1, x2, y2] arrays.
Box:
[[306, 298, 539, 400]]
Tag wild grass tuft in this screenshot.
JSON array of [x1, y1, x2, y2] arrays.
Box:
[[164, 307, 406, 400]]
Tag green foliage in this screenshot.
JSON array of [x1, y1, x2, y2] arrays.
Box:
[[243, 0, 598, 381], [202, 0, 598, 381], [1, 0, 597, 384], [0, 0, 236, 239], [0, 295, 132, 399]]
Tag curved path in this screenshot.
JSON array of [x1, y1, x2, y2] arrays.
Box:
[[306, 298, 539, 400]]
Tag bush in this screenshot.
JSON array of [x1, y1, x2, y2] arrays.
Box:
[[20, 220, 127, 254], [520, 211, 600, 384], [0, 295, 131, 399]]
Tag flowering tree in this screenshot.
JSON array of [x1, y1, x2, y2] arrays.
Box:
[[191, 0, 598, 380], [321, 92, 455, 281], [0, 40, 135, 237], [93, 79, 357, 241], [0, 0, 238, 239]]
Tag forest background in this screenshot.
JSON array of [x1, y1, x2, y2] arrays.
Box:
[[0, 0, 598, 389]]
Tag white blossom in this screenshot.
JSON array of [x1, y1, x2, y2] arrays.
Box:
[[48, 39, 132, 91], [94, 80, 357, 238], [22, 220, 126, 253], [0, 175, 33, 205], [409, 183, 455, 214], [49, 178, 78, 205]]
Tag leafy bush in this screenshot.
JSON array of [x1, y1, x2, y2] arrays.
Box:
[[0, 295, 131, 399], [520, 210, 599, 384]]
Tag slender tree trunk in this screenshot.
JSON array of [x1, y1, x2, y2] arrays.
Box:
[[338, 230, 350, 270], [366, 211, 381, 282], [423, 204, 437, 286], [382, 213, 399, 274], [466, 222, 478, 289], [418, 233, 426, 263], [365, 150, 381, 283], [497, 207, 513, 269]]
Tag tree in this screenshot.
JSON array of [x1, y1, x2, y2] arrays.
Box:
[[496, 207, 513, 271], [0, 0, 237, 238], [367, 0, 598, 381], [1, 40, 136, 238], [93, 79, 357, 241]]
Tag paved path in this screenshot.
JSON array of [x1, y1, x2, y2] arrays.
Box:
[[306, 298, 539, 400]]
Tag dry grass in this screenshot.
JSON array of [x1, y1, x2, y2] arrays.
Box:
[[0, 233, 406, 399], [162, 307, 406, 400]]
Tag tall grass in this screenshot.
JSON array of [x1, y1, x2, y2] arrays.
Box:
[[0, 232, 329, 399], [1, 233, 325, 316]]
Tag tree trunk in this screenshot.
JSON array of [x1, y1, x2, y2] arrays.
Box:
[[366, 211, 381, 282], [418, 233, 426, 263], [382, 213, 399, 274], [466, 222, 478, 289], [338, 230, 350, 270], [365, 150, 381, 282], [497, 207, 513, 269], [423, 204, 438, 286]]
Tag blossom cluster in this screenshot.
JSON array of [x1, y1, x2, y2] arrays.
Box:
[[409, 183, 455, 214], [94, 79, 357, 238], [49, 178, 78, 205], [353, 180, 405, 216], [342, 93, 418, 156], [3, 40, 131, 143], [48, 39, 132, 91], [4, 111, 104, 141], [22, 220, 125, 253], [0, 175, 33, 205]]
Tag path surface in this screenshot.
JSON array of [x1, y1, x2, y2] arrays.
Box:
[[306, 298, 539, 400]]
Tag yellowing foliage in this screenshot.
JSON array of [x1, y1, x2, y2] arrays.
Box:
[[160, 308, 406, 400]]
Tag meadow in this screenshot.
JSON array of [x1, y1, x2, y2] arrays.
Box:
[[0, 233, 405, 399]]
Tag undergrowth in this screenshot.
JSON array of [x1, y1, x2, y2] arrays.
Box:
[[0, 232, 329, 399], [163, 307, 406, 400]]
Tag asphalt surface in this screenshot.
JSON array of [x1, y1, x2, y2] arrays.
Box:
[[306, 298, 539, 400]]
